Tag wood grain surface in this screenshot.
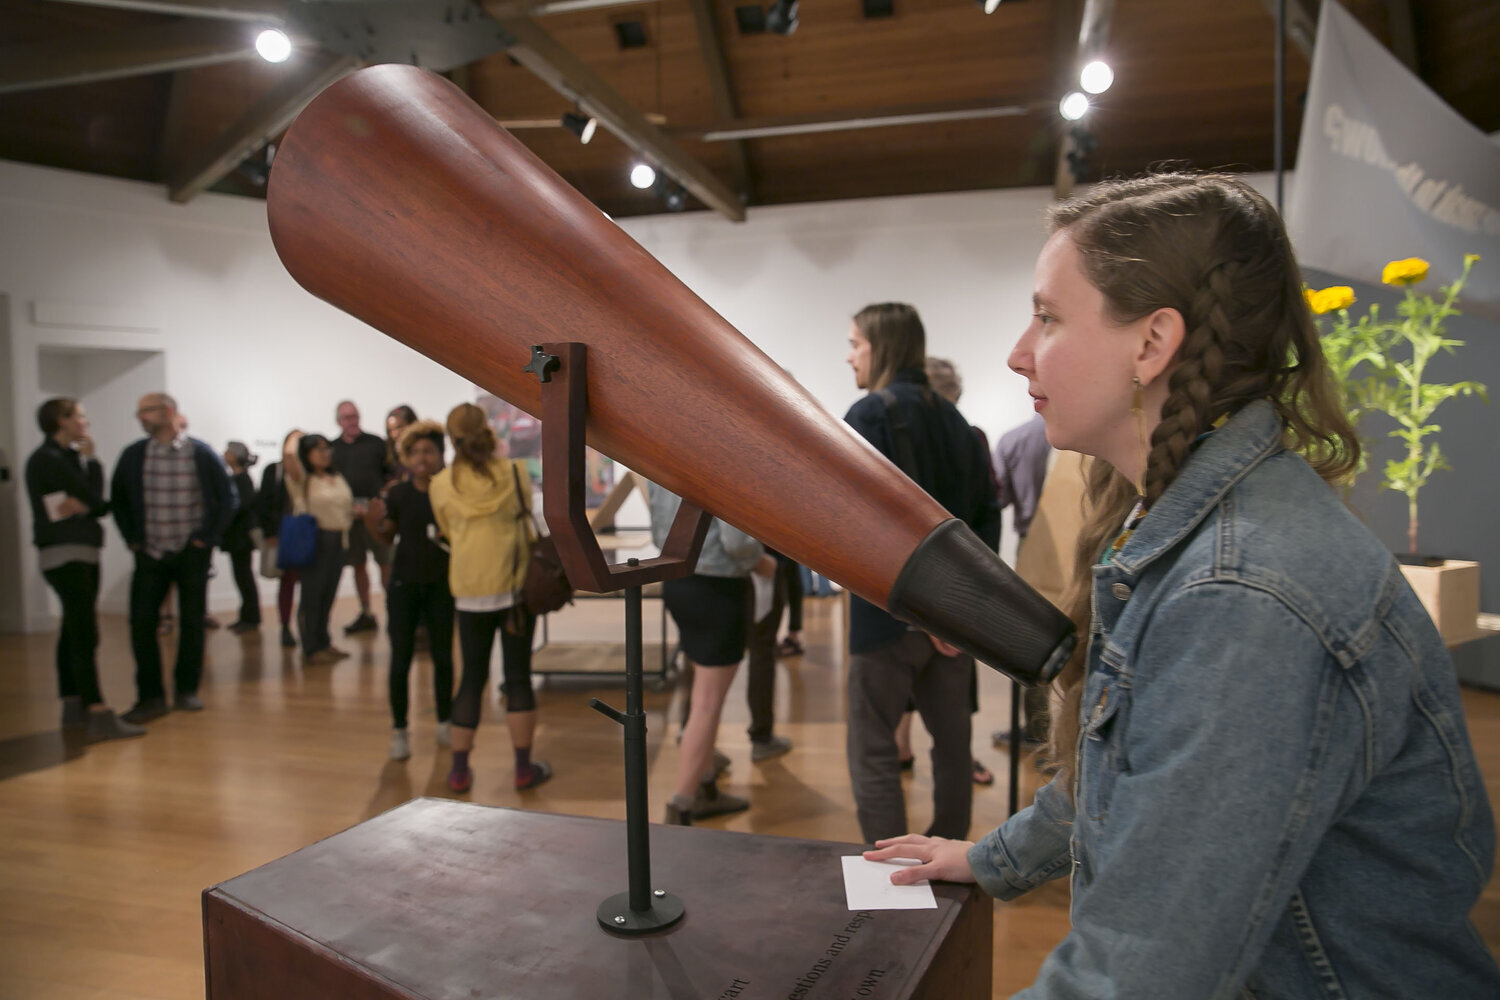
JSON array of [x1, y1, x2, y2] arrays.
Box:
[[204, 799, 990, 999], [265, 63, 947, 610]]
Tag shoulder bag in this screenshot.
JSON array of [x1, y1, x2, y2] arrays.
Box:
[[510, 462, 573, 616]]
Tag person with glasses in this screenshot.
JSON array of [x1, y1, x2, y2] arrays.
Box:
[[110, 392, 237, 723]]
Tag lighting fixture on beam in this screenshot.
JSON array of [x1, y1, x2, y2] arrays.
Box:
[[630, 163, 657, 189], [1080, 59, 1113, 94], [659, 181, 688, 212], [765, 0, 798, 35], [255, 27, 292, 63], [1059, 91, 1090, 121], [562, 111, 597, 144], [980, 0, 1006, 13]]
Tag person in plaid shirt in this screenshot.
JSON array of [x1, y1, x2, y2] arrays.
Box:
[[111, 393, 237, 724]]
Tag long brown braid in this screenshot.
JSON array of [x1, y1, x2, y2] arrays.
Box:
[[1038, 173, 1360, 793]]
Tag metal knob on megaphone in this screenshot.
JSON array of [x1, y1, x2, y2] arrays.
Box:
[[265, 65, 1075, 685]]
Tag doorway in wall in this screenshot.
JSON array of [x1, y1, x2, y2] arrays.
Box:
[[33, 346, 167, 618]]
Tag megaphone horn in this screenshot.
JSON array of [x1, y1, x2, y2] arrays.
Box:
[[266, 64, 1075, 685]]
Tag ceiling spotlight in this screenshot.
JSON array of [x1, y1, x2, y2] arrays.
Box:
[[1080, 60, 1114, 95], [630, 163, 657, 189], [661, 182, 688, 212], [766, 0, 798, 35], [562, 111, 597, 144], [1059, 91, 1090, 121], [980, 0, 1005, 13], [255, 28, 292, 63]]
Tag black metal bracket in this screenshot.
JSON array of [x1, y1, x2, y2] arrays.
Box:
[[523, 344, 560, 383], [526, 347, 693, 936]]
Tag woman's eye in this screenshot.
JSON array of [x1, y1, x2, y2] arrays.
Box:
[[1033, 312, 1055, 326]]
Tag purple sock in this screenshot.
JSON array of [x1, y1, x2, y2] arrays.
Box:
[[514, 746, 532, 776], [451, 750, 470, 773]]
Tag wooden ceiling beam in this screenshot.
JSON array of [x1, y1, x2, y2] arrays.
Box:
[[483, 8, 745, 221], [45, 0, 283, 22], [686, 0, 754, 206], [487, 0, 660, 15], [167, 52, 359, 203], [0, 18, 259, 95], [678, 99, 1039, 142]]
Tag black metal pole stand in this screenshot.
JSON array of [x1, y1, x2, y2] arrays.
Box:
[[589, 577, 685, 933], [522, 342, 710, 936]]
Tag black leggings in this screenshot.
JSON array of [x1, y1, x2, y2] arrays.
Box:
[[229, 547, 260, 625], [453, 607, 537, 728], [42, 560, 102, 705], [298, 530, 344, 655], [387, 579, 454, 729]]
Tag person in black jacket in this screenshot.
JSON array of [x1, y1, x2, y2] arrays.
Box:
[[221, 441, 261, 634], [841, 303, 1000, 845], [24, 398, 145, 742], [111, 392, 237, 723]]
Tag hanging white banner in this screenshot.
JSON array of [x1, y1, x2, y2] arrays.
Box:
[[1287, 2, 1500, 321]]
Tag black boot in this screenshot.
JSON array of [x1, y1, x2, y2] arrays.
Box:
[[87, 708, 147, 742]]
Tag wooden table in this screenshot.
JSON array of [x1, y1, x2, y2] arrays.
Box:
[[203, 799, 991, 999]]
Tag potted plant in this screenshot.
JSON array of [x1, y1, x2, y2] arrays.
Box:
[[1310, 254, 1488, 644]]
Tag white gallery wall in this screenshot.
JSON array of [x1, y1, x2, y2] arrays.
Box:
[[1, 158, 1277, 632], [0, 162, 473, 630]]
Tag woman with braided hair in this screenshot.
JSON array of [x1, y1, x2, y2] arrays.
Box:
[[864, 173, 1498, 998]]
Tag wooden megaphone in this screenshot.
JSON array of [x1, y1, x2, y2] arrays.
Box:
[[266, 65, 1074, 685]]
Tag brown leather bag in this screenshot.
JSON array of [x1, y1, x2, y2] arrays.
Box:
[[511, 463, 573, 616]]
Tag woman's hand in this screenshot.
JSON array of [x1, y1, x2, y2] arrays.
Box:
[[927, 634, 962, 658], [862, 834, 977, 885], [57, 496, 89, 518]]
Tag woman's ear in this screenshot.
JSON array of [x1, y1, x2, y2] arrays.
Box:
[[1137, 307, 1186, 385]]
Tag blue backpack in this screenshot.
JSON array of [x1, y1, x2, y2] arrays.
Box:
[[276, 513, 319, 569]]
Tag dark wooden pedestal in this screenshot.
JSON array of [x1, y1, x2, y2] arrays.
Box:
[[203, 798, 992, 1000]]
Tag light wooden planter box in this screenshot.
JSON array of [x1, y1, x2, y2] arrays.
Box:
[[1400, 560, 1482, 647]]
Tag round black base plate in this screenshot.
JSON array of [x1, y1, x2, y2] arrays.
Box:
[[596, 890, 685, 935]]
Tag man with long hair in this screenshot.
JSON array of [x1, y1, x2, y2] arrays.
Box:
[[842, 304, 1000, 843]]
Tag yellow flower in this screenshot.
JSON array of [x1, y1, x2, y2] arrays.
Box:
[[1308, 286, 1356, 315], [1465, 253, 1482, 266], [1382, 257, 1430, 286]]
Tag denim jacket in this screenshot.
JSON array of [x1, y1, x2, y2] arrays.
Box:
[[967, 400, 1498, 999], [646, 482, 763, 578]]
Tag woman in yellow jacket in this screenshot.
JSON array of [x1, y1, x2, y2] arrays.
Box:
[[429, 403, 551, 794]]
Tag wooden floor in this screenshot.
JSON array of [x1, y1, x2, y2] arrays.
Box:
[[1, 593, 1496, 998]]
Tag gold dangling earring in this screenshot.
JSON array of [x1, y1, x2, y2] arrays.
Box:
[[1131, 376, 1148, 500]]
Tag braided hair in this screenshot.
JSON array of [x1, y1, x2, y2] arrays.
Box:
[[1041, 172, 1360, 791]]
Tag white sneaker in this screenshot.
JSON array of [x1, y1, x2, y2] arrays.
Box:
[[389, 729, 411, 761], [435, 721, 452, 748]]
